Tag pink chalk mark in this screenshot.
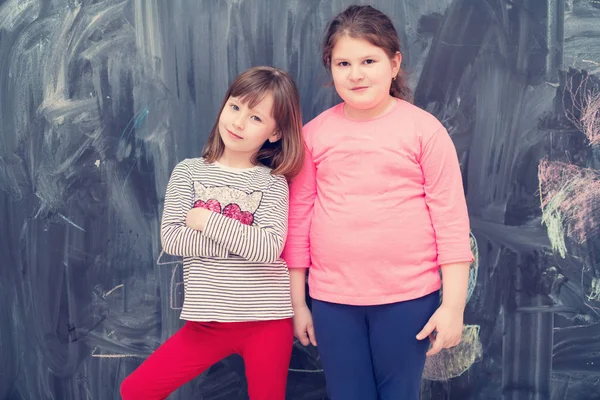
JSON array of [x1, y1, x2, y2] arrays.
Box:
[[564, 74, 600, 146], [538, 159, 600, 244]]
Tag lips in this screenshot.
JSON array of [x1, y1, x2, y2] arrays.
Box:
[[227, 129, 243, 139], [351, 86, 369, 91]]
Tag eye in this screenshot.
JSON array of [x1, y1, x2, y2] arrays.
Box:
[[230, 104, 239, 111], [364, 59, 375, 64], [337, 61, 349, 67], [251, 115, 262, 122]]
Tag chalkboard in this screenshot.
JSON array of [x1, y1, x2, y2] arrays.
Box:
[[1, 0, 599, 399]]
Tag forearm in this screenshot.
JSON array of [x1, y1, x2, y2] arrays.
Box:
[[440, 262, 470, 310], [161, 162, 229, 257], [289, 268, 308, 308], [187, 206, 285, 264], [161, 224, 228, 257]]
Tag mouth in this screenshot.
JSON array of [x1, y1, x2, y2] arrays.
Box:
[[227, 129, 243, 140], [351, 86, 369, 91]]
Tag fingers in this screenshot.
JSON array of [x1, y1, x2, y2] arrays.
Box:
[[426, 334, 443, 356], [442, 332, 462, 349], [295, 320, 318, 347], [295, 323, 317, 347], [426, 334, 462, 356], [295, 328, 310, 346], [307, 323, 317, 346], [416, 321, 436, 341]]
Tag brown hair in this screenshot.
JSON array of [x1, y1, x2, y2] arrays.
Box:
[[322, 5, 413, 103], [203, 66, 305, 179]]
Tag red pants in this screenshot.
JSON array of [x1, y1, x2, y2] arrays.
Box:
[[120, 318, 293, 400]]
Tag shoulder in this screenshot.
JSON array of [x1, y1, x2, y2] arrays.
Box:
[[238, 167, 288, 209], [170, 158, 193, 179], [173, 157, 207, 174], [255, 166, 289, 196], [169, 158, 220, 187], [397, 100, 445, 134], [391, 101, 449, 146]]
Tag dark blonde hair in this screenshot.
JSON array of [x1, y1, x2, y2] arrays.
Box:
[[322, 5, 413, 103], [203, 66, 305, 179]]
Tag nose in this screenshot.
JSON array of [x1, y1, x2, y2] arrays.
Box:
[[232, 114, 245, 130], [349, 65, 364, 82]]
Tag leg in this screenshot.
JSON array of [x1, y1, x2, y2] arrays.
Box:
[[120, 321, 234, 400], [240, 318, 293, 400], [368, 291, 440, 400], [311, 299, 378, 400]]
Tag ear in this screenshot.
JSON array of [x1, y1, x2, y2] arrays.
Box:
[[268, 131, 282, 143], [391, 51, 402, 78]]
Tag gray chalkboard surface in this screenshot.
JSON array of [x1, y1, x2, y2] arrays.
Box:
[[1, 0, 599, 399]]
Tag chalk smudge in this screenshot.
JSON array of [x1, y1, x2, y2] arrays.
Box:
[[538, 159, 600, 257], [563, 70, 600, 146], [588, 278, 600, 302], [423, 325, 483, 381], [467, 232, 479, 303]]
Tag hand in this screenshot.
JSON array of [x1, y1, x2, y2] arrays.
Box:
[[293, 304, 317, 346], [186, 208, 211, 231], [416, 305, 464, 356]]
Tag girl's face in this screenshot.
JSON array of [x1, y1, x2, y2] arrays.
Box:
[[218, 93, 280, 163], [330, 35, 401, 120]]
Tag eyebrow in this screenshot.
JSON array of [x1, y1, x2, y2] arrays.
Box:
[[331, 55, 379, 62], [251, 109, 268, 119], [229, 98, 270, 119]]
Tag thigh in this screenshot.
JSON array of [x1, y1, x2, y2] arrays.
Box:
[[311, 299, 378, 400], [368, 291, 440, 400], [240, 318, 293, 400], [120, 322, 234, 400]]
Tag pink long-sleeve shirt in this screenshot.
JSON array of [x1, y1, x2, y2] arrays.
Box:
[[282, 99, 473, 305]]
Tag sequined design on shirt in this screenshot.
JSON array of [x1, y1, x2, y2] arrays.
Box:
[[192, 182, 263, 226]]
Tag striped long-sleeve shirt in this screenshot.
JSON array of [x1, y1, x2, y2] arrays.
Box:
[[160, 158, 293, 322]]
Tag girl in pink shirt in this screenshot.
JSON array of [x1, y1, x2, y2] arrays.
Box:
[[282, 5, 473, 400]]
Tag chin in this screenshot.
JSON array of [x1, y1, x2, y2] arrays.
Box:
[[345, 99, 377, 110]]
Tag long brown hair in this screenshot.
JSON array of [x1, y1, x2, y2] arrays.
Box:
[[322, 5, 413, 103], [203, 66, 305, 179]]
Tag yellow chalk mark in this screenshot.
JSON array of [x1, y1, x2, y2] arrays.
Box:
[[423, 325, 483, 381]]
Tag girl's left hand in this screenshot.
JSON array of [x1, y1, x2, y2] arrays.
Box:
[[416, 305, 464, 356], [186, 208, 211, 231]]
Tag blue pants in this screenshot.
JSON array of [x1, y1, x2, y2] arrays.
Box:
[[311, 291, 439, 400]]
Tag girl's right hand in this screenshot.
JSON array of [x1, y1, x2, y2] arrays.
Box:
[[293, 304, 317, 346]]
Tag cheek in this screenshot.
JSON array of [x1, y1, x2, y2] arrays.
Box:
[[246, 127, 269, 144], [260, 128, 277, 144], [260, 127, 275, 141], [331, 69, 345, 85], [219, 107, 235, 123], [379, 64, 395, 81]]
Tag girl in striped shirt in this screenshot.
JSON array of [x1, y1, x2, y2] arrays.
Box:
[[121, 66, 305, 400]]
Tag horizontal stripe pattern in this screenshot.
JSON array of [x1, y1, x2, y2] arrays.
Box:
[[161, 158, 293, 322]]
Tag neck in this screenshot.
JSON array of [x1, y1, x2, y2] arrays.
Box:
[[217, 150, 256, 169], [344, 95, 396, 120]]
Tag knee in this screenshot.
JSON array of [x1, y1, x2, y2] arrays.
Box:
[[120, 375, 139, 400]]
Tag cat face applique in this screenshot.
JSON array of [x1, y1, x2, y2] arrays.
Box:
[[192, 183, 263, 226]]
